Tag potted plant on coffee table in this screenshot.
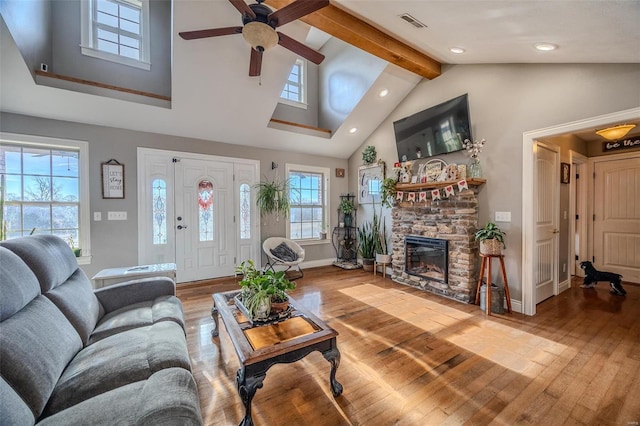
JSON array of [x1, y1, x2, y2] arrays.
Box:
[[475, 222, 506, 255], [234, 260, 296, 322]]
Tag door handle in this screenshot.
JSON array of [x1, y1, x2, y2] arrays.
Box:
[[177, 225, 188, 230], [552, 229, 559, 234]]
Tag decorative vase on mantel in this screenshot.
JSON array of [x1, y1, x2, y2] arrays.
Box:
[[469, 158, 482, 179]]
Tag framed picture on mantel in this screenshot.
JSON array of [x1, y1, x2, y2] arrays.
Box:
[[102, 159, 125, 199]]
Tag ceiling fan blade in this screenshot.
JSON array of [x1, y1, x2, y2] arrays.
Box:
[[179, 27, 243, 40], [229, 0, 256, 19], [277, 32, 325, 64], [249, 48, 263, 77], [268, 0, 329, 27]]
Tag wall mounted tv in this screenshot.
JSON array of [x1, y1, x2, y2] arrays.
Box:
[[393, 93, 471, 162]]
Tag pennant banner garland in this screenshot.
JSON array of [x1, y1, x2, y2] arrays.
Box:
[[393, 179, 471, 203]]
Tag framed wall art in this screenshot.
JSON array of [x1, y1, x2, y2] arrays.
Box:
[[102, 159, 125, 199], [358, 162, 385, 204]]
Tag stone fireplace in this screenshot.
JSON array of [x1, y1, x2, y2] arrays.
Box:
[[391, 186, 480, 302]]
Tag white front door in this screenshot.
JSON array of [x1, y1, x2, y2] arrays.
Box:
[[137, 148, 260, 284], [535, 143, 559, 303], [593, 155, 640, 283], [174, 157, 235, 282]]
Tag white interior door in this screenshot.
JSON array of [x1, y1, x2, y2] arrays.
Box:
[[593, 155, 640, 283], [174, 158, 235, 282], [535, 143, 559, 303]]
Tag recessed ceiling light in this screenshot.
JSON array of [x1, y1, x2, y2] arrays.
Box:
[[534, 42, 558, 52], [450, 47, 465, 54], [378, 89, 389, 97], [349, 127, 358, 134]]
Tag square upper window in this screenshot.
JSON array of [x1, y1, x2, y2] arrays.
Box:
[[81, 0, 151, 70]]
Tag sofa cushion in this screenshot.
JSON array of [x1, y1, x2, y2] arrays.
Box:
[[44, 268, 104, 345], [0, 296, 82, 420], [38, 368, 202, 426], [1, 377, 35, 426], [1, 235, 79, 293], [89, 295, 185, 344], [0, 247, 41, 321], [1, 236, 103, 345], [43, 321, 192, 416]]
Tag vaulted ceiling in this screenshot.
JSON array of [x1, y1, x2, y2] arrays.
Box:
[[1, 1, 639, 158]]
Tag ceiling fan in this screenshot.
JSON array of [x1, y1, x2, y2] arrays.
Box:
[[179, 0, 329, 77]]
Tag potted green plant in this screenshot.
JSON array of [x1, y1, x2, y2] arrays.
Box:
[[254, 176, 290, 219], [358, 221, 378, 271], [475, 222, 506, 255], [339, 197, 355, 227], [234, 260, 296, 321]]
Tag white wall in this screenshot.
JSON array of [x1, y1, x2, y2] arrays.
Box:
[[350, 63, 640, 301]]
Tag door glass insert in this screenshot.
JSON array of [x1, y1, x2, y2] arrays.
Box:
[[240, 183, 250, 239], [152, 178, 167, 245], [198, 180, 214, 241]]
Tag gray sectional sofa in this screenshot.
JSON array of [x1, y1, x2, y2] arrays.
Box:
[[0, 235, 203, 425]]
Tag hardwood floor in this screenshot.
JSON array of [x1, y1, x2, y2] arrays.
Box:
[[176, 266, 640, 425]]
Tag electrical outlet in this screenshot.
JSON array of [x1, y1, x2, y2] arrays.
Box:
[[107, 211, 127, 221], [495, 211, 511, 222], [93, 212, 101, 221]]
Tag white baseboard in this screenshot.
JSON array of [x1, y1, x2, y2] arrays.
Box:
[[510, 299, 523, 313], [559, 279, 570, 293], [300, 258, 336, 269]]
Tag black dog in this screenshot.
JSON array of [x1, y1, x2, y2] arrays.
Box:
[[579, 261, 626, 296]]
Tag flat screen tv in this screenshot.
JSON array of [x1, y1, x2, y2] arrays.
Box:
[[393, 94, 471, 162]]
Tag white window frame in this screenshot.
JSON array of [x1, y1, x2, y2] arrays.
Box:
[[0, 133, 92, 264], [286, 163, 330, 245], [80, 0, 151, 70], [279, 58, 307, 109]]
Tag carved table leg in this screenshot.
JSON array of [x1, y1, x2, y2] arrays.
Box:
[[211, 305, 219, 338], [322, 346, 343, 397], [236, 367, 265, 426]]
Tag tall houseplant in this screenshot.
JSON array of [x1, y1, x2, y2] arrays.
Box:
[[358, 220, 378, 271], [475, 222, 506, 255]]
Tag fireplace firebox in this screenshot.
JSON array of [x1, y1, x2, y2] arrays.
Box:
[[405, 236, 448, 283]]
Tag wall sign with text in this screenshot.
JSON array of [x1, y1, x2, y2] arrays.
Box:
[[602, 138, 640, 152], [102, 160, 125, 199]]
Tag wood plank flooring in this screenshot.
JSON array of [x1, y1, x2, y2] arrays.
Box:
[[177, 266, 640, 425]]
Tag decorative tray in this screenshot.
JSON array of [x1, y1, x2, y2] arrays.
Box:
[[233, 294, 293, 326]]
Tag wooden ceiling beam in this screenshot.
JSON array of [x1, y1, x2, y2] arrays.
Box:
[[265, 0, 441, 80]]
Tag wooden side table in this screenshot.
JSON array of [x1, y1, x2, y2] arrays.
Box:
[[474, 254, 512, 315]]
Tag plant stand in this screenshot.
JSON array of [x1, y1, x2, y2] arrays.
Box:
[[373, 254, 391, 278], [474, 254, 512, 315]]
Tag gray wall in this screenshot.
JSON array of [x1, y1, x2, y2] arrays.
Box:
[[350, 63, 640, 302], [50, 0, 172, 97], [0, 112, 348, 279], [0, 1, 52, 79]]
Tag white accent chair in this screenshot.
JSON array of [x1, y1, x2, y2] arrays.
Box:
[[262, 237, 305, 278]]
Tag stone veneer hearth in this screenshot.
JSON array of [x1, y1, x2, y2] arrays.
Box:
[[391, 187, 480, 302]]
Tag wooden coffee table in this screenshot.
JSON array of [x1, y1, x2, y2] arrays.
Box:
[[211, 291, 343, 426]]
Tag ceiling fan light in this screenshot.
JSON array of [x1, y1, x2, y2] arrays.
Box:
[[595, 124, 636, 141], [242, 22, 278, 51]]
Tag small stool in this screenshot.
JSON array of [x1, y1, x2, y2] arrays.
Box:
[[474, 254, 512, 315], [373, 258, 389, 278]]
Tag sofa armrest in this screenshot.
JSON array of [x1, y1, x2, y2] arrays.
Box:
[[94, 277, 176, 314]]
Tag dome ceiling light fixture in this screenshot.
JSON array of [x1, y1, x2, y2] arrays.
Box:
[[595, 124, 636, 141], [534, 42, 558, 51]]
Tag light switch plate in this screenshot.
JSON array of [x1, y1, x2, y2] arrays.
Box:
[[495, 211, 511, 222], [107, 211, 127, 221]]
